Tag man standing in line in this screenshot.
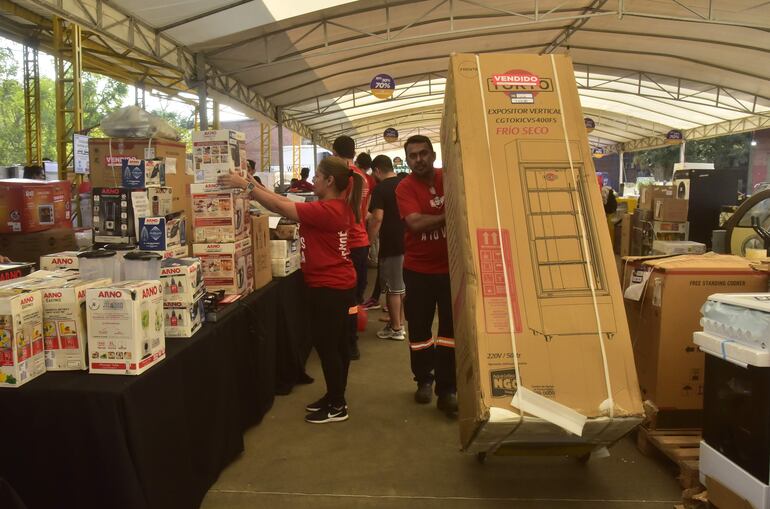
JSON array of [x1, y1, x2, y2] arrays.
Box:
[[368, 155, 405, 341], [332, 136, 371, 360], [396, 135, 457, 416]]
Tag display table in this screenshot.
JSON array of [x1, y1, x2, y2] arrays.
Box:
[[0, 271, 309, 509]]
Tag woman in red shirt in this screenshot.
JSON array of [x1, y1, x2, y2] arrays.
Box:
[[219, 157, 364, 424]]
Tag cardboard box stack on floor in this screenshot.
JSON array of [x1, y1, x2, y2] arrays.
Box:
[[622, 254, 767, 412], [637, 184, 704, 255], [442, 53, 644, 453]]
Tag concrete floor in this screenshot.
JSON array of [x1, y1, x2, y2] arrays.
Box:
[[201, 282, 682, 509]]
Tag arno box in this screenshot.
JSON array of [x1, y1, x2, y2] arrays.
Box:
[[622, 253, 767, 411], [190, 183, 250, 243], [0, 289, 45, 388], [138, 212, 186, 251], [86, 281, 166, 376], [270, 239, 299, 259], [0, 179, 72, 233], [92, 187, 136, 244], [442, 53, 644, 453], [149, 244, 189, 260], [163, 292, 205, 338], [0, 263, 34, 283], [251, 215, 272, 291], [42, 278, 111, 371], [193, 237, 254, 296], [653, 197, 688, 222], [191, 129, 247, 183], [160, 257, 204, 303], [40, 251, 82, 271], [121, 159, 165, 189]]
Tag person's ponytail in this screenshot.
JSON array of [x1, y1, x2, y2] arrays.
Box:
[[347, 171, 363, 224], [316, 156, 364, 223]]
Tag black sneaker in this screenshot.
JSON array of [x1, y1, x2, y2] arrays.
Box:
[[350, 343, 361, 360], [306, 396, 347, 412], [305, 405, 349, 424], [437, 392, 458, 416], [414, 382, 433, 404]]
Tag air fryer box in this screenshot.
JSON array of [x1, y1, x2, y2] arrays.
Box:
[[86, 280, 165, 375], [163, 291, 205, 338], [92, 187, 136, 244], [138, 212, 186, 251], [193, 237, 253, 296], [160, 257, 204, 303], [121, 159, 166, 189], [0, 179, 72, 233], [0, 289, 45, 388], [190, 183, 249, 243]]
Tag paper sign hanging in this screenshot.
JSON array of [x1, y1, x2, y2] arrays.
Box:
[[370, 74, 396, 99], [665, 129, 684, 144], [591, 146, 605, 158], [383, 128, 399, 143], [584, 117, 595, 132]]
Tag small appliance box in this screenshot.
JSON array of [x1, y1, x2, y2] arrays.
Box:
[[190, 183, 249, 243], [145, 187, 174, 217], [138, 212, 186, 251], [121, 159, 166, 189], [192, 129, 247, 183], [0, 179, 72, 233], [639, 185, 675, 210], [40, 251, 82, 271], [652, 240, 706, 255], [251, 215, 272, 290], [149, 245, 189, 260], [163, 293, 205, 338], [653, 197, 689, 222], [160, 257, 204, 303], [0, 262, 35, 283], [270, 239, 299, 259], [92, 187, 136, 244], [42, 278, 111, 371], [0, 289, 45, 388], [193, 237, 253, 296], [86, 281, 166, 375], [271, 253, 300, 277]]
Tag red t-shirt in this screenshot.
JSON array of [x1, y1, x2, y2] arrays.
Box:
[[296, 199, 356, 289], [347, 164, 371, 249], [396, 169, 448, 274], [291, 179, 314, 192]]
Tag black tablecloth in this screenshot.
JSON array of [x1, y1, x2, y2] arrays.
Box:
[[0, 271, 309, 509]]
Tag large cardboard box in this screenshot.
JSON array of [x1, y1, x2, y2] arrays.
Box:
[[193, 237, 253, 296], [0, 228, 77, 264], [0, 179, 72, 233], [251, 215, 273, 290], [653, 197, 688, 222], [622, 254, 767, 410], [190, 184, 250, 243], [0, 289, 45, 387], [639, 185, 675, 210], [442, 53, 644, 452], [86, 281, 165, 375]]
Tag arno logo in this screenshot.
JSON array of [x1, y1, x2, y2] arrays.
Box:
[[490, 368, 518, 397]]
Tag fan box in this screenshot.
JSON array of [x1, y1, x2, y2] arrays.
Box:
[[0, 289, 45, 388]]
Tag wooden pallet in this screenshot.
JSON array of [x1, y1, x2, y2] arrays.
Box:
[[637, 426, 702, 489]]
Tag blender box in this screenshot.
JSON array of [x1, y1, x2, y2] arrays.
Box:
[[40, 251, 82, 271], [190, 183, 249, 243], [192, 129, 247, 183], [92, 187, 136, 244], [86, 280, 165, 375], [270, 239, 299, 259], [145, 187, 174, 217], [160, 257, 204, 303], [0, 262, 35, 283], [163, 291, 205, 338], [193, 237, 253, 295], [138, 212, 186, 251], [42, 278, 111, 371], [0, 289, 45, 388], [121, 159, 166, 189], [0, 179, 72, 233], [271, 253, 301, 277]]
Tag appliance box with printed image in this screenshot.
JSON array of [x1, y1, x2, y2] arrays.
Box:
[[190, 183, 250, 243], [86, 280, 166, 375], [40, 251, 83, 271], [42, 278, 111, 371], [149, 244, 189, 260], [0, 179, 72, 234], [92, 187, 136, 244], [160, 257, 204, 303], [0, 289, 45, 388], [193, 237, 254, 296], [639, 185, 676, 210], [121, 159, 166, 189], [0, 263, 35, 283], [191, 129, 247, 183], [271, 253, 300, 277], [442, 53, 644, 452], [163, 292, 205, 338], [146, 187, 174, 217], [270, 239, 299, 259], [138, 212, 186, 251]]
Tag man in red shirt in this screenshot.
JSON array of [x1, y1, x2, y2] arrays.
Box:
[[396, 135, 457, 416]]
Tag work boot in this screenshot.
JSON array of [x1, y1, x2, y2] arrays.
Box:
[[437, 392, 458, 416], [414, 382, 433, 404]]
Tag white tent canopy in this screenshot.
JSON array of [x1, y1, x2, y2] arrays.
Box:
[[2, 0, 769, 150]]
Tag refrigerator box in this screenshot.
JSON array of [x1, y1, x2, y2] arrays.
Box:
[[0, 179, 72, 233], [622, 254, 767, 410], [0, 289, 45, 387], [86, 280, 165, 375], [163, 291, 205, 338], [271, 253, 300, 277], [251, 215, 272, 291], [270, 239, 299, 259], [40, 251, 83, 271], [442, 53, 644, 453], [121, 159, 165, 189], [138, 212, 186, 251], [639, 185, 675, 210], [193, 237, 254, 296], [0, 228, 78, 265], [653, 197, 688, 222], [42, 278, 111, 371], [160, 257, 204, 303], [192, 129, 247, 183], [190, 183, 249, 243], [651, 240, 706, 255], [0, 263, 35, 283]]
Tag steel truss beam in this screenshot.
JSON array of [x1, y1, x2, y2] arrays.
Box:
[[260, 123, 271, 172], [23, 42, 41, 165], [53, 16, 82, 179]]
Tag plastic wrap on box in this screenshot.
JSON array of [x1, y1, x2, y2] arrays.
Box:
[[701, 294, 770, 350]]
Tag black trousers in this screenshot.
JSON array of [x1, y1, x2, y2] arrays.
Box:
[[403, 269, 456, 396], [350, 246, 369, 304], [306, 286, 356, 407]]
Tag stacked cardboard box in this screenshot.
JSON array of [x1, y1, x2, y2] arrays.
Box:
[[191, 129, 248, 183], [271, 238, 300, 277], [636, 184, 691, 255], [0, 288, 45, 387], [160, 258, 205, 338], [193, 238, 253, 296], [251, 215, 273, 291], [442, 53, 643, 453]]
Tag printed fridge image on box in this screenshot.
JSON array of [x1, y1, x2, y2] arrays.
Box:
[[441, 53, 644, 454]]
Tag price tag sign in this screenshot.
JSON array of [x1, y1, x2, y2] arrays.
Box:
[[370, 74, 395, 99]]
